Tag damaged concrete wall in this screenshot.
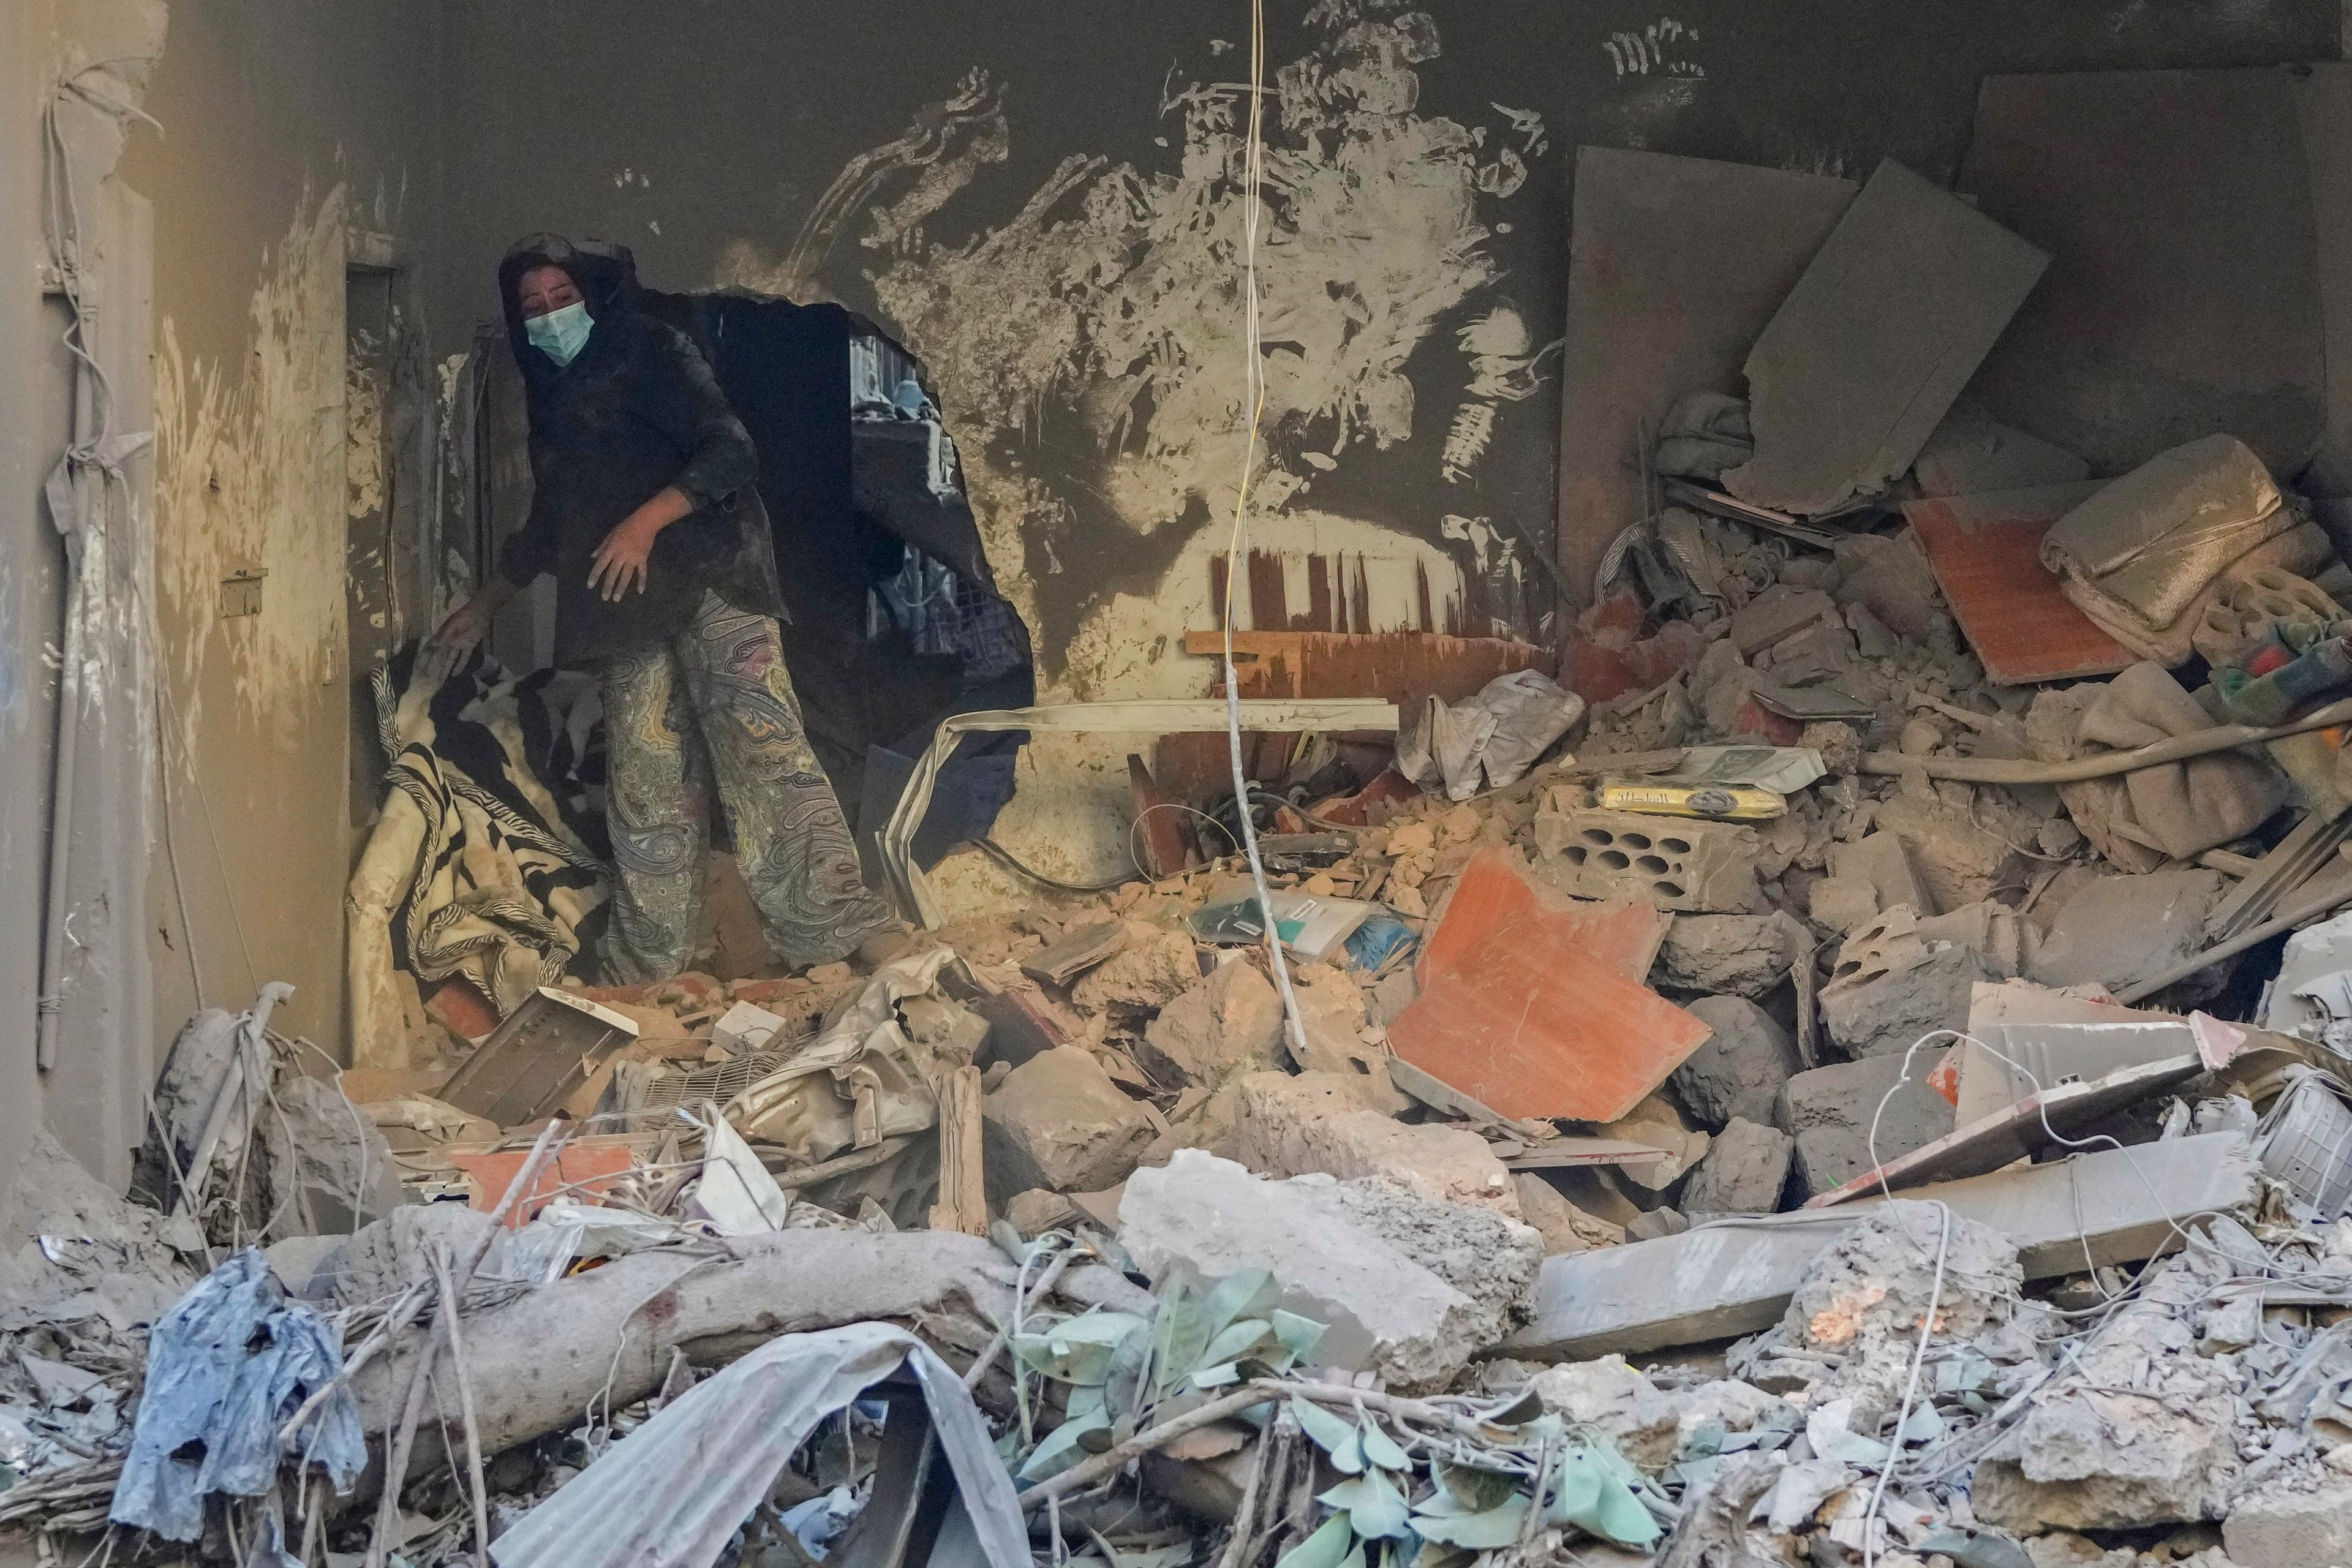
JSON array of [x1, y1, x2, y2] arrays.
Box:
[[104, 1, 446, 1069], [427, 0, 2341, 899]]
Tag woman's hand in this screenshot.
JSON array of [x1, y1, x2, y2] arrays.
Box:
[[589, 513, 661, 601], [588, 486, 695, 601], [428, 578, 513, 652]]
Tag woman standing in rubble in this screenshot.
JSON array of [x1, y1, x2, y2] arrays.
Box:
[[431, 234, 896, 982]]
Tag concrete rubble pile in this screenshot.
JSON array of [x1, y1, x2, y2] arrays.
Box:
[[30, 157, 2352, 1568]]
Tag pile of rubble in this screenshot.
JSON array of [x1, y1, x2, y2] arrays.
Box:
[[31, 149, 2352, 1568]]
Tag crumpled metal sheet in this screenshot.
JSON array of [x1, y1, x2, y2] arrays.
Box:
[[721, 949, 953, 1162], [109, 1249, 366, 1541], [489, 1321, 1027, 1568], [1396, 670, 1585, 802]]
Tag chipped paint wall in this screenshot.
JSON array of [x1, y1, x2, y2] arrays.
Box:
[[110, 0, 446, 1063], [2, 0, 2340, 1177], [429, 0, 2343, 899]]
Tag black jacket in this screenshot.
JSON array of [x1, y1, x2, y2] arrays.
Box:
[[494, 235, 786, 666]]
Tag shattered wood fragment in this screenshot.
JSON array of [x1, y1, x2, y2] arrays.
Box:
[[1020, 920, 1130, 987], [928, 1065, 990, 1236], [1130, 755, 1200, 878]]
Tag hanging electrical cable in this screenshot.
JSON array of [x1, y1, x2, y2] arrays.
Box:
[[1218, 0, 1315, 1061]]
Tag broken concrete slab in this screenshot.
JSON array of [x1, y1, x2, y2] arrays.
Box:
[[1912, 399, 2090, 498], [1778, 1053, 1957, 1200], [1830, 530, 1947, 644], [1135, 960, 1285, 1089], [1728, 587, 1840, 657], [1224, 1071, 1518, 1215], [1803, 1054, 2204, 1206], [1529, 806, 1766, 914], [2223, 1472, 2352, 1568], [1121, 1150, 1539, 1392], [1871, 791, 2030, 913], [1826, 832, 1936, 920], [1973, 1256, 2244, 1532], [981, 1045, 1157, 1204], [1724, 159, 2049, 516], [1505, 1133, 2259, 1359], [2029, 869, 2230, 997], [1673, 995, 1803, 1130], [1651, 913, 1801, 1000], [1732, 1200, 2021, 1424], [1553, 145, 1855, 615], [1681, 1118, 1793, 1215], [1364, 968, 1419, 1030], [1284, 967, 1412, 1116]]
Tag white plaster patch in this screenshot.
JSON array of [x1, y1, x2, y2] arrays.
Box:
[[722, 2, 1548, 889], [1604, 17, 1704, 78], [154, 185, 349, 743]]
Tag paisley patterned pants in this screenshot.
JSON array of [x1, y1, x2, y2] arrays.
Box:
[[597, 592, 894, 981]]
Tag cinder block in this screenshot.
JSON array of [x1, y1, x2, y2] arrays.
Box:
[[1529, 806, 1765, 913]]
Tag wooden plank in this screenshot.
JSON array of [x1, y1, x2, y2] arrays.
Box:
[[928, 1066, 989, 1236], [1725, 159, 2049, 514], [1903, 481, 2130, 685], [1182, 629, 1550, 704]]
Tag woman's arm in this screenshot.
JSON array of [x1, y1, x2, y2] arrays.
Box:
[[586, 325, 758, 600], [587, 483, 695, 601]]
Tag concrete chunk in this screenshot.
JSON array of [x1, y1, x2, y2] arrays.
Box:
[[1651, 914, 1800, 1000], [1285, 968, 1412, 1115], [1225, 1071, 1518, 1215], [1121, 1151, 1539, 1392], [982, 1046, 1156, 1202], [1681, 1118, 1792, 1215], [1673, 996, 1802, 1129], [1505, 1133, 2258, 1360], [1136, 961, 1284, 1088], [2224, 1472, 2352, 1567], [1778, 1054, 1955, 1200]]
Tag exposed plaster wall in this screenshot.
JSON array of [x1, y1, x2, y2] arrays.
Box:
[[115, 0, 444, 1057], [429, 0, 2342, 892]]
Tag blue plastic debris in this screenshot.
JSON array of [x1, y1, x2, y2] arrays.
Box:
[[1343, 914, 1416, 971], [110, 1248, 366, 1542]]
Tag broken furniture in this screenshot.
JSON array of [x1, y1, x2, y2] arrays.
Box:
[[437, 987, 639, 1128], [879, 698, 1398, 927]]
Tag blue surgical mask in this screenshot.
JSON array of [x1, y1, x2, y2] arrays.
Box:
[[526, 300, 593, 366]]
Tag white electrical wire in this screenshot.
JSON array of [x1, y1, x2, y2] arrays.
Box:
[[1845, 1021, 2253, 1553], [1218, 0, 1311, 1062]]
